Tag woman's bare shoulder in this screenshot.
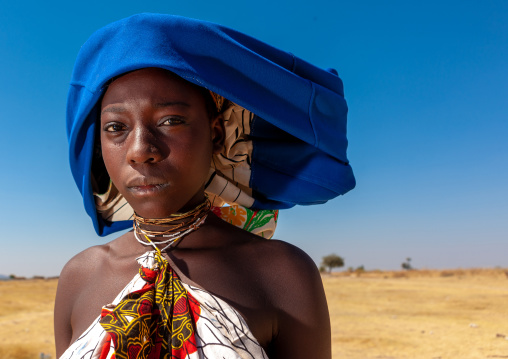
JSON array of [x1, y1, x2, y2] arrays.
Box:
[[55, 241, 116, 319], [248, 238, 323, 297], [59, 244, 111, 284], [58, 232, 137, 282], [54, 243, 112, 355], [56, 233, 136, 300], [261, 239, 316, 266], [245, 238, 331, 358]]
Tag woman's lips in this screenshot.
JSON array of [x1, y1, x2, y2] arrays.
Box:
[[127, 183, 169, 195]]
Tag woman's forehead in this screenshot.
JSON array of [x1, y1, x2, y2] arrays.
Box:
[[104, 68, 197, 98], [100, 68, 208, 112]]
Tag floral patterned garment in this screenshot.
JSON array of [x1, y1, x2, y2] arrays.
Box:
[[211, 205, 278, 239], [60, 251, 268, 359]]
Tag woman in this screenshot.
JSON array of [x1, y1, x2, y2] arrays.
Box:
[[56, 13, 355, 359]]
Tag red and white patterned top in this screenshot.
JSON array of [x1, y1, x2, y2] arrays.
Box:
[[60, 251, 267, 359]]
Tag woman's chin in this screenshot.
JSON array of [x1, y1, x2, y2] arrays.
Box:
[[131, 197, 206, 219]]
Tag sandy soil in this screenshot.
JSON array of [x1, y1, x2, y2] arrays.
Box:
[[1, 268, 508, 358], [325, 268, 508, 359], [0, 279, 56, 359]]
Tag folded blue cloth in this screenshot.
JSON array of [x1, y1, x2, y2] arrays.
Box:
[[67, 13, 355, 236]]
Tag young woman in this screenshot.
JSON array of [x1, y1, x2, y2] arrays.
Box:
[[56, 14, 355, 359]]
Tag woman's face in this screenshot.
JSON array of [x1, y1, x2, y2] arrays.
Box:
[[100, 68, 223, 218]]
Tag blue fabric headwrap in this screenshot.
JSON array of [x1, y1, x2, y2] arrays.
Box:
[[67, 13, 355, 236]]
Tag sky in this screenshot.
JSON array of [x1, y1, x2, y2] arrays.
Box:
[[0, 0, 507, 277]]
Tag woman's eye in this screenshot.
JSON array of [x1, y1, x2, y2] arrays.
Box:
[[161, 117, 184, 126], [104, 123, 126, 132]]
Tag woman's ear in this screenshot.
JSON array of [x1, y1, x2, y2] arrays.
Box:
[[210, 114, 226, 154]]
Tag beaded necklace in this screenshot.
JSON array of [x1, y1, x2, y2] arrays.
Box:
[[133, 198, 210, 251]]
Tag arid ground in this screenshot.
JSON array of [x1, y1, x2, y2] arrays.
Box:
[[1, 268, 508, 359], [326, 268, 508, 359]]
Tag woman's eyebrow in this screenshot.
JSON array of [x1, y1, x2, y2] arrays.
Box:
[[101, 101, 190, 115], [153, 101, 190, 108], [101, 106, 126, 114]]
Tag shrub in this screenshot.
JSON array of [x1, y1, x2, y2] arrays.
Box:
[[321, 254, 345, 273]]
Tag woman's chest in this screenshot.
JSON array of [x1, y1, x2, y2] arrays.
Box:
[[169, 252, 276, 348], [69, 257, 140, 342], [70, 252, 275, 350]]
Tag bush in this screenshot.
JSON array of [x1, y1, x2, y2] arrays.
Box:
[[321, 254, 345, 273], [401, 257, 414, 270]]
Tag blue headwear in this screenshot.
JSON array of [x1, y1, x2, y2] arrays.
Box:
[[67, 13, 355, 236]]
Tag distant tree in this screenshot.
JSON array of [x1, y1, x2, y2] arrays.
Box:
[[401, 257, 413, 270], [321, 254, 344, 273]]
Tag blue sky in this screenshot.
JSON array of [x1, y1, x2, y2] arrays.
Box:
[[1, 0, 507, 276]]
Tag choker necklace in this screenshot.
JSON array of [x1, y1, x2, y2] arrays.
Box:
[[133, 198, 211, 251]]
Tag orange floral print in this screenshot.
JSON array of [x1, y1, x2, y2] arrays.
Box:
[[211, 205, 277, 238], [218, 205, 247, 226]]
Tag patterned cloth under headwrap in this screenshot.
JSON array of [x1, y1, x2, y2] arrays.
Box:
[[59, 251, 268, 359], [67, 13, 355, 237]]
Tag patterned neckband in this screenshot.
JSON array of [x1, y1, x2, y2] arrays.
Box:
[[132, 198, 211, 250]]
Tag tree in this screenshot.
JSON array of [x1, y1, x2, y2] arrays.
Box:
[[401, 257, 413, 270], [321, 254, 344, 273]]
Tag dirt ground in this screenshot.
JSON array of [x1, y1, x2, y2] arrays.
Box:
[[0, 279, 56, 359], [325, 268, 508, 359], [1, 268, 508, 358]]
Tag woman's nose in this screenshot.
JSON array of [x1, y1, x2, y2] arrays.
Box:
[[126, 127, 164, 164]]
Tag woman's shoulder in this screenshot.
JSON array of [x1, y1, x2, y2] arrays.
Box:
[[58, 233, 139, 292], [56, 242, 116, 319], [205, 215, 322, 285], [59, 243, 111, 282], [247, 237, 316, 270], [54, 242, 115, 355], [224, 233, 324, 306], [246, 238, 323, 294], [258, 238, 316, 266], [240, 238, 331, 357]]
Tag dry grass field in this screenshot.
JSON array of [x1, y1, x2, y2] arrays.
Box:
[[0, 279, 56, 359], [1, 268, 508, 358], [326, 268, 508, 359]]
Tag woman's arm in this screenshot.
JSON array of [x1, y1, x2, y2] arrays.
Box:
[[267, 242, 332, 358], [54, 248, 98, 357], [54, 259, 78, 357]]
